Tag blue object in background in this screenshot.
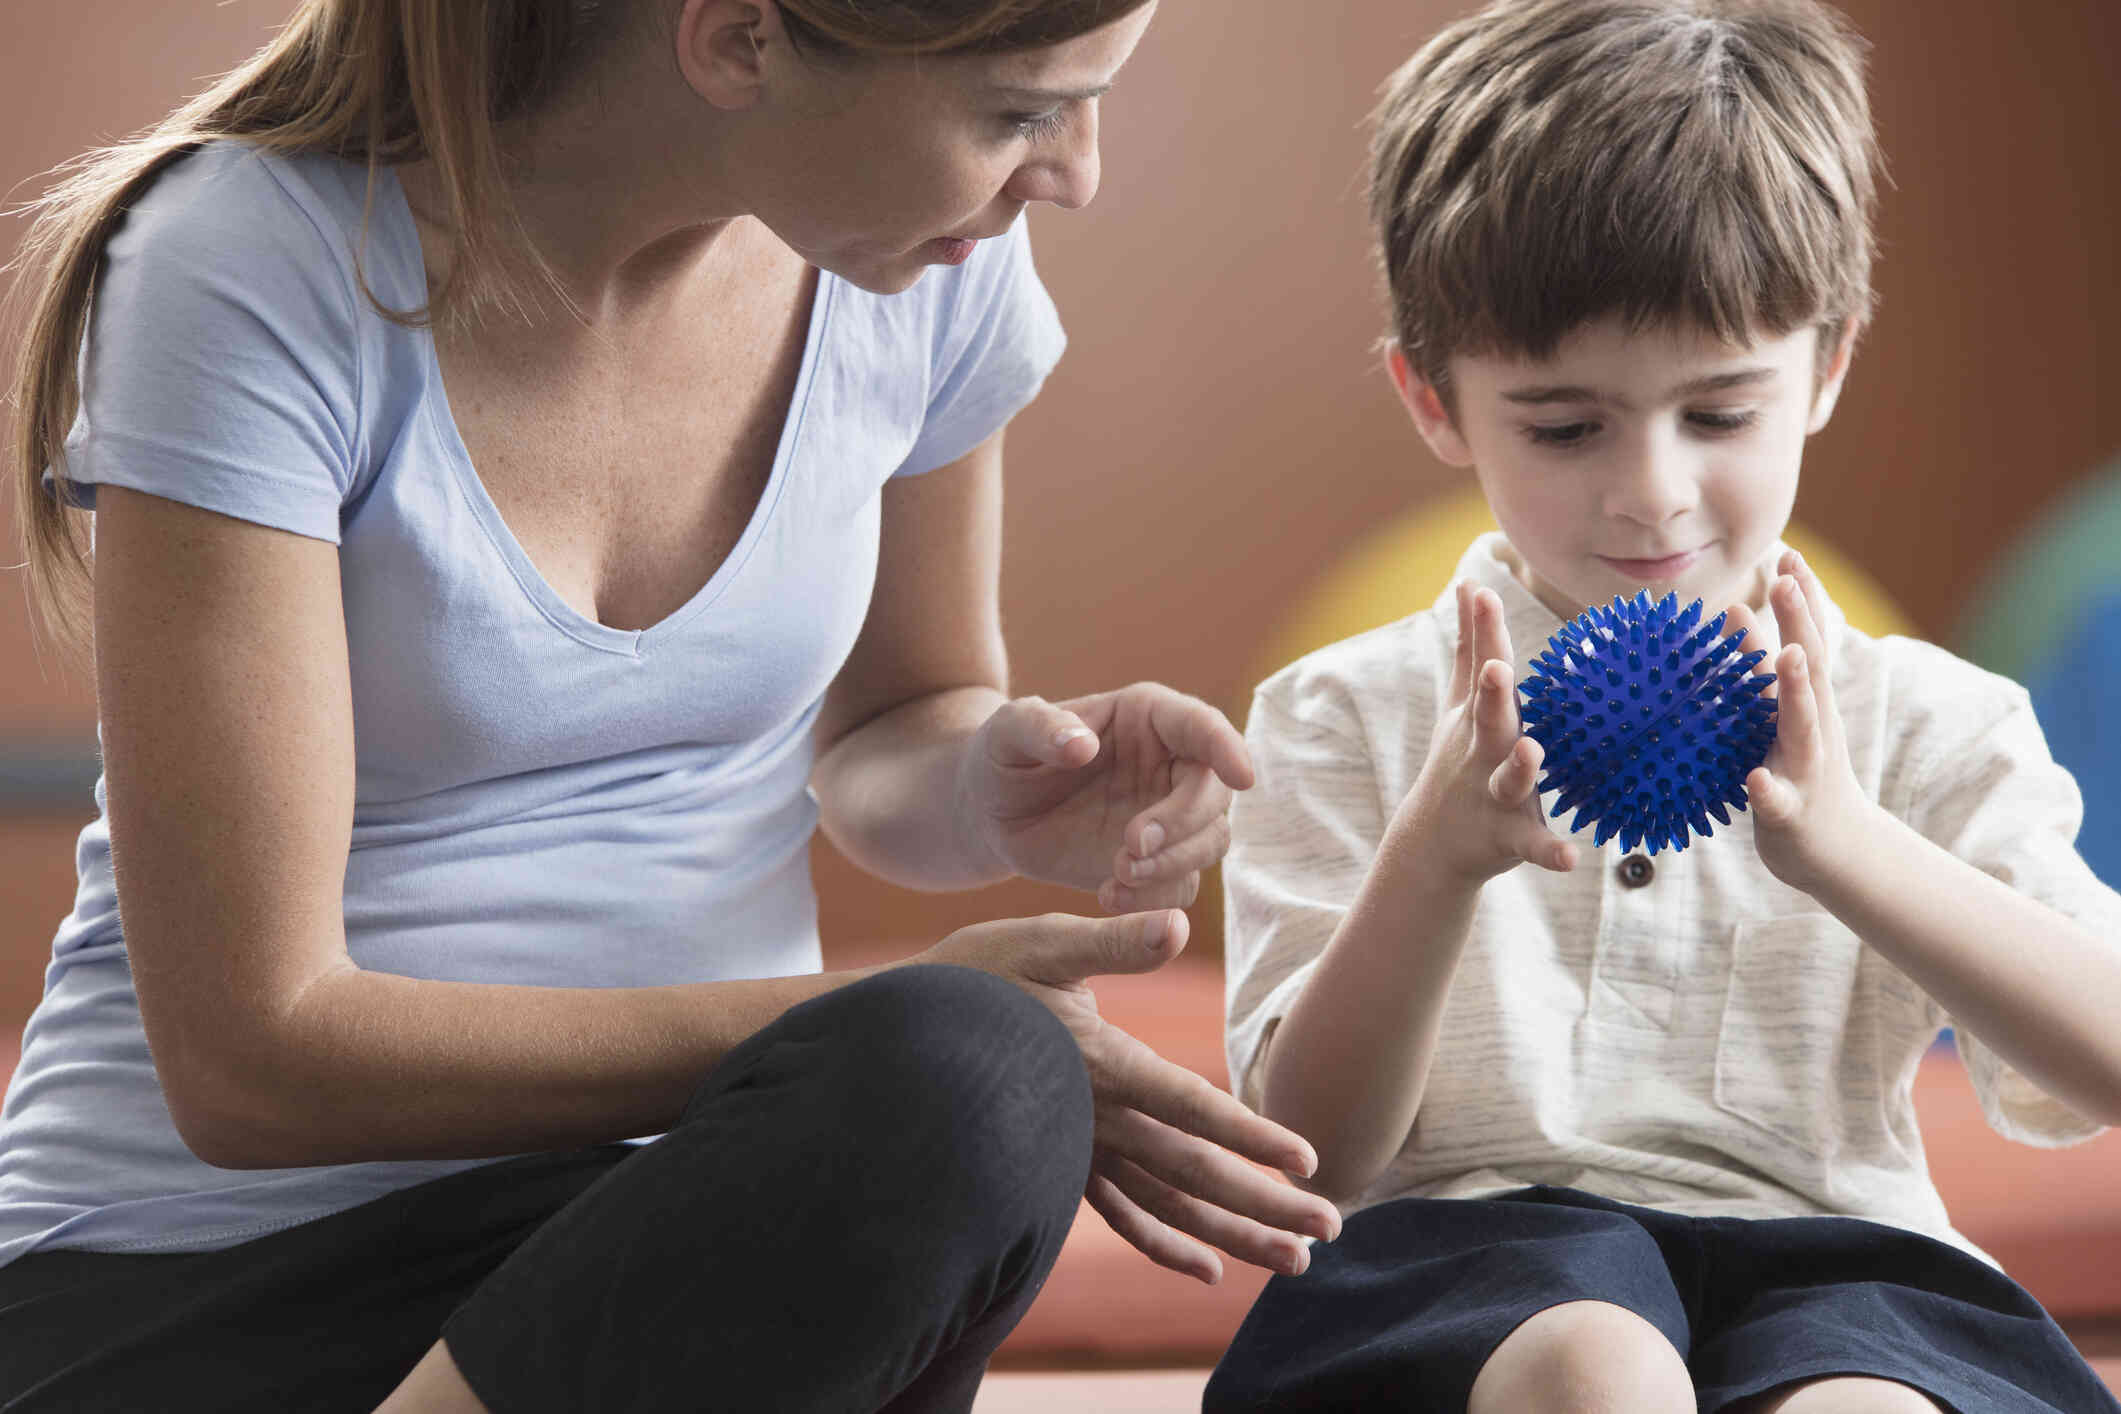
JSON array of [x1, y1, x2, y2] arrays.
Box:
[[2026, 586, 2121, 893], [1956, 453, 2121, 897]]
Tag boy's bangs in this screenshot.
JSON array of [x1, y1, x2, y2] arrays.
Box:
[[1446, 126, 1842, 361], [1376, 0, 1878, 384]]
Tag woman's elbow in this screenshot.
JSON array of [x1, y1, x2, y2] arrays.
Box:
[[154, 1041, 334, 1170]]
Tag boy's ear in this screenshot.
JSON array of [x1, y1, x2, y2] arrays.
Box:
[[1387, 344, 1475, 468], [1806, 318, 1861, 434]]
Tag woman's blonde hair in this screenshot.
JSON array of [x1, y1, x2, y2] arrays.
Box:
[[1369, 0, 1880, 407], [6, 0, 1150, 652]]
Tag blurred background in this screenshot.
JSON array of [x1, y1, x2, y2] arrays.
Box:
[[2, 0, 2116, 1031]]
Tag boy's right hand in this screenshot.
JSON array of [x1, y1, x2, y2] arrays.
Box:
[[1401, 581, 1578, 884]]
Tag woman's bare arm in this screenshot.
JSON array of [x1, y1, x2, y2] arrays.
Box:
[[96, 486, 881, 1169]]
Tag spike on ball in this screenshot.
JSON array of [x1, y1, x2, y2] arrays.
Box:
[[1518, 591, 1776, 855]]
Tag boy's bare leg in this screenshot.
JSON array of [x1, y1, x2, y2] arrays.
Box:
[[1726, 1377, 1946, 1414], [372, 1341, 490, 1414], [1468, 1299, 1692, 1414]]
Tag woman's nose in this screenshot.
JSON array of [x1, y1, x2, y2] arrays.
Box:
[[1007, 105, 1102, 210]]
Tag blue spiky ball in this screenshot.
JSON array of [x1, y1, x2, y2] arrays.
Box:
[[1518, 591, 1777, 855]]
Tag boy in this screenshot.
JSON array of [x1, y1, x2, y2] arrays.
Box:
[[1209, 1, 2121, 1410]]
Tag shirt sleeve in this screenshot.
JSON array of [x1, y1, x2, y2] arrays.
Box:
[[1223, 688, 1390, 1112], [892, 217, 1066, 478], [59, 144, 361, 544], [1905, 680, 2121, 1147]]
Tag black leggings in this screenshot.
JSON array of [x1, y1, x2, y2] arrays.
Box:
[[0, 964, 1094, 1414]]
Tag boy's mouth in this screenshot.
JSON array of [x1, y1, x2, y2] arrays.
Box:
[[1598, 548, 1704, 581]]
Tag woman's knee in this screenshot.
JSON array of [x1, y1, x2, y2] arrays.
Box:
[[1468, 1300, 1694, 1414], [783, 964, 1092, 1199]]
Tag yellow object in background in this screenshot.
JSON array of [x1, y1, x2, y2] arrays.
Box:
[[1247, 490, 1918, 706]]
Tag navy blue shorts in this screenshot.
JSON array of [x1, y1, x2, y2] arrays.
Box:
[[1205, 1185, 2118, 1413]]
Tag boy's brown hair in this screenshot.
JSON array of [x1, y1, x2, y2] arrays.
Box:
[[1370, 0, 1881, 401]]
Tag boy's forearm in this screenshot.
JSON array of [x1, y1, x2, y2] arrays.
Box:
[[1260, 805, 1484, 1201], [1809, 805, 2121, 1126]]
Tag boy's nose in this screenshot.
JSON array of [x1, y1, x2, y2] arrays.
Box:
[[1604, 432, 1700, 526]]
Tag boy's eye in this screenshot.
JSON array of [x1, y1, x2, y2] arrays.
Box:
[[1525, 421, 1598, 447], [1006, 108, 1069, 141], [1686, 409, 1759, 435]]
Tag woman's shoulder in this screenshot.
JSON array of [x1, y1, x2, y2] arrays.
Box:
[[108, 141, 421, 312]]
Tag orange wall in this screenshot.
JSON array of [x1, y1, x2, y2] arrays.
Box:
[[3, 2, 2116, 988]]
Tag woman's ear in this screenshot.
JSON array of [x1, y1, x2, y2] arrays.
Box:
[[1387, 344, 1474, 468], [1806, 317, 1860, 434], [674, 0, 778, 110]]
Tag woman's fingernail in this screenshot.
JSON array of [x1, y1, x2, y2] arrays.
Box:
[[1140, 822, 1165, 855], [1130, 856, 1154, 881], [1053, 726, 1094, 750]]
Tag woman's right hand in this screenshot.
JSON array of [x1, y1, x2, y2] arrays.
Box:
[[923, 908, 1342, 1284]]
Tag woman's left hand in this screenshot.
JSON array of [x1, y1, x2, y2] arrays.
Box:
[[956, 683, 1255, 912]]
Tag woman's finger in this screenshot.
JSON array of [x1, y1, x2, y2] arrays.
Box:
[[1099, 869, 1202, 915], [1113, 814, 1232, 890], [1135, 687, 1255, 792], [1086, 1023, 1322, 1182], [988, 908, 1190, 989], [1096, 1103, 1341, 1245], [1122, 762, 1231, 863], [1085, 1169, 1223, 1284], [1097, 1148, 1312, 1277], [983, 694, 1101, 770]]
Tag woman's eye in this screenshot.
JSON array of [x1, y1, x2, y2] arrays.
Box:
[[1008, 109, 1069, 141], [1525, 421, 1597, 447], [1686, 409, 1758, 435]]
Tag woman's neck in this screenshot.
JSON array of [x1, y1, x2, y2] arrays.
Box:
[[398, 61, 753, 326]]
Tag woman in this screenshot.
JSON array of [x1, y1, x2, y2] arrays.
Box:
[[0, 1, 1340, 1409]]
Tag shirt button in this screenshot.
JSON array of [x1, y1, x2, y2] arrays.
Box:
[[1617, 854, 1655, 888]]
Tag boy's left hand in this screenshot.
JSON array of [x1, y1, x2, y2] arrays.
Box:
[[1726, 549, 1876, 894]]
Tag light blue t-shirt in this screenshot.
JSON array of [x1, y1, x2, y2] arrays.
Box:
[[0, 142, 1065, 1264]]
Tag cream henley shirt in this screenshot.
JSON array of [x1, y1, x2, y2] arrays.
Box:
[[1225, 533, 2120, 1261]]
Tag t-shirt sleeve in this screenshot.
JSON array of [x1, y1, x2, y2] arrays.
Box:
[[59, 145, 360, 544], [892, 217, 1066, 477], [1223, 687, 1388, 1112], [1904, 680, 2121, 1147]]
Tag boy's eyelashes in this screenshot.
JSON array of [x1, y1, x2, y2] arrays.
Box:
[[1518, 409, 1761, 448]]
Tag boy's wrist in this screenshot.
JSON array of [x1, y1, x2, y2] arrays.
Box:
[[1386, 785, 1501, 899], [1772, 794, 1895, 909]]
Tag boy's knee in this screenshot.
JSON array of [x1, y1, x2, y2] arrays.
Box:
[[1469, 1300, 1693, 1414], [1728, 1376, 1947, 1414]]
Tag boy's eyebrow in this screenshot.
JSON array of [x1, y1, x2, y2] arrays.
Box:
[[1501, 367, 1780, 407], [988, 82, 1115, 104]]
